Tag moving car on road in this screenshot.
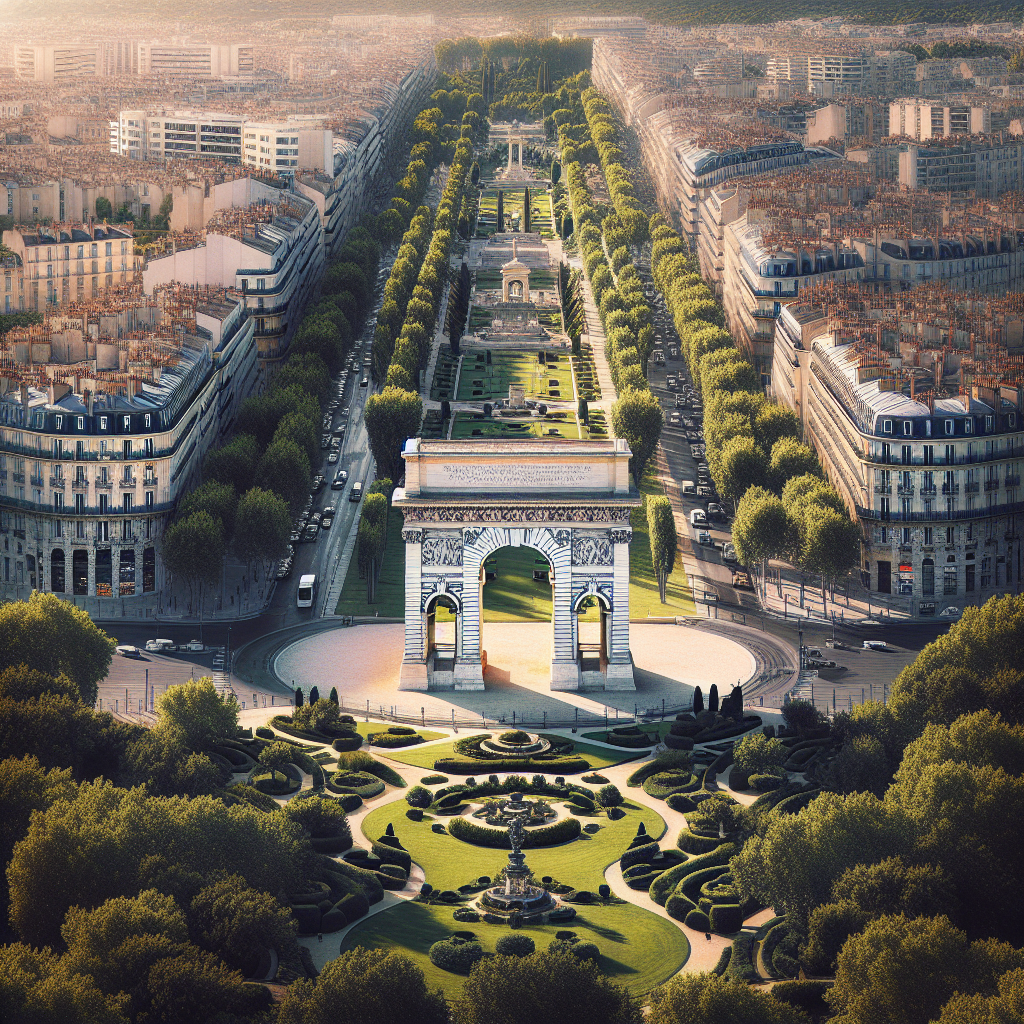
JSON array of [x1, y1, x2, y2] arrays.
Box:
[[296, 575, 316, 609]]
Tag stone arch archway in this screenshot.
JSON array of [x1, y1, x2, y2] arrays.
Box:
[[395, 439, 639, 693]]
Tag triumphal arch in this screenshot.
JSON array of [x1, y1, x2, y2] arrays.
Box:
[[394, 439, 640, 692]]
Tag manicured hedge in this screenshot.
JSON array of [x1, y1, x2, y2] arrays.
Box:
[[642, 771, 699, 801], [332, 733, 363, 752], [620, 840, 659, 872], [710, 903, 743, 934], [677, 829, 725, 855], [372, 835, 412, 872], [329, 771, 386, 799], [335, 892, 370, 925], [713, 945, 732, 976], [434, 756, 591, 775], [727, 767, 749, 790], [651, 842, 737, 907], [750, 773, 784, 792], [726, 933, 758, 982], [370, 731, 425, 748], [685, 908, 710, 931], [447, 815, 581, 849]]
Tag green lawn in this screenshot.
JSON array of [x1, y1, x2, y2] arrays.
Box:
[[335, 506, 406, 617], [346, 721, 448, 743], [456, 351, 573, 402], [343, 797, 688, 994], [482, 546, 552, 622], [475, 188, 555, 238], [449, 413, 581, 441], [629, 474, 695, 619], [378, 733, 644, 772]]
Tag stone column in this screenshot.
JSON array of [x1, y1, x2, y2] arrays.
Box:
[[549, 528, 580, 690], [453, 527, 485, 690], [399, 526, 428, 690], [606, 527, 636, 690], [507, 141, 514, 175]]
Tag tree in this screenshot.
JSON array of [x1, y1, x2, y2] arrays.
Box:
[[154, 678, 238, 752], [831, 856, 954, 921], [273, 409, 319, 470], [255, 438, 311, 512], [820, 735, 891, 797], [471, 161, 480, 185], [733, 732, 786, 776], [646, 495, 676, 603], [717, 435, 768, 505], [295, 687, 304, 708], [496, 190, 504, 231], [328, 687, 339, 705], [827, 915, 1024, 1024], [282, 794, 351, 844], [203, 434, 260, 495], [799, 505, 859, 592], [0, 592, 114, 706], [309, 685, 320, 705], [693, 686, 704, 714], [596, 784, 622, 808], [708, 683, 719, 713], [233, 488, 291, 580], [364, 386, 423, 484], [612, 387, 662, 487], [257, 741, 296, 773], [782, 700, 823, 735], [274, 352, 332, 406], [279, 946, 449, 1024], [178, 480, 237, 541], [934, 968, 1024, 1024], [769, 438, 819, 493], [454, 947, 641, 1024], [189, 874, 296, 974], [357, 494, 389, 603], [887, 593, 1024, 728], [731, 486, 790, 588], [95, 196, 113, 221], [648, 972, 808, 1024], [731, 791, 912, 925], [161, 512, 225, 611], [0, 943, 128, 1024]]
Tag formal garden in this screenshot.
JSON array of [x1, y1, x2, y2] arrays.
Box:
[[455, 349, 573, 402]]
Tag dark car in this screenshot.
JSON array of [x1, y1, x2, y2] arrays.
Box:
[[301, 525, 319, 543], [311, 475, 326, 493], [707, 502, 727, 521]]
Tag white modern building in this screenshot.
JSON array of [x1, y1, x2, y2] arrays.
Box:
[[14, 45, 104, 82], [889, 98, 992, 140], [135, 43, 254, 78]]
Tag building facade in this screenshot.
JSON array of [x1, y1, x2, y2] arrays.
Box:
[[0, 292, 258, 602]]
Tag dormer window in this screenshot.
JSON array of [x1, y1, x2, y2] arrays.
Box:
[[882, 420, 892, 434], [903, 421, 912, 436]]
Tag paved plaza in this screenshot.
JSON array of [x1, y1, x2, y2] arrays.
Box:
[[274, 621, 755, 723]]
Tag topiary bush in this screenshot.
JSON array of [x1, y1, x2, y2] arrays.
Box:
[[406, 808, 423, 821], [330, 770, 386, 799], [495, 933, 536, 957], [369, 730, 425, 748], [421, 775, 449, 785], [771, 980, 830, 1012], [428, 937, 485, 973], [331, 733, 363, 752], [750, 773, 784, 792], [255, 726, 274, 739], [570, 941, 600, 963], [453, 907, 480, 923], [499, 730, 531, 745], [448, 815, 581, 849], [406, 786, 433, 808]]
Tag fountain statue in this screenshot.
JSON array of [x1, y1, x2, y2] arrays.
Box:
[[478, 793, 556, 919]]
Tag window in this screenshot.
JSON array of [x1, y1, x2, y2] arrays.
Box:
[[986, 415, 994, 432], [903, 420, 912, 435], [123, 440, 131, 460], [924, 527, 933, 546], [966, 564, 975, 592], [54, 415, 62, 429], [945, 419, 954, 435], [944, 566, 958, 594], [946, 526, 954, 545], [883, 419, 892, 434], [145, 491, 154, 510], [964, 419, 972, 434], [922, 558, 934, 596], [100, 417, 107, 430], [122, 494, 133, 513], [902, 445, 912, 465], [143, 438, 153, 457], [75, 493, 84, 514], [901, 527, 911, 544]]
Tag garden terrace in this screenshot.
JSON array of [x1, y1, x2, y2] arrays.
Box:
[[455, 350, 573, 402]]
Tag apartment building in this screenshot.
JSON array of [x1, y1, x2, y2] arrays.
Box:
[[142, 177, 322, 363], [0, 289, 258, 602], [135, 43, 255, 79], [773, 290, 1023, 615], [721, 193, 1024, 386], [766, 50, 915, 95], [1, 224, 136, 312], [13, 45, 104, 83], [112, 110, 246, 161], [889, 98, 992, 140], [898, 137, 1024, 198]]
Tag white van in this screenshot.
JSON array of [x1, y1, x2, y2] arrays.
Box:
[[681, 480, 696, 496], [297, 575, 316, 609], [145, 638, 175, 653], [862, 640, 887, 651], [690, 508, 707, 528]]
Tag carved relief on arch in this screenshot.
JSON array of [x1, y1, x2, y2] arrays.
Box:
[[421, 530, 462, 567], [572, 530, 613, 566]]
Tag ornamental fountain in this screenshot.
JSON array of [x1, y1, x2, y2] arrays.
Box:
[[478, 792, 556, 919]]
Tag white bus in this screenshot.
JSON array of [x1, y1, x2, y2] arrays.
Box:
[[297, 574, 316, 609]]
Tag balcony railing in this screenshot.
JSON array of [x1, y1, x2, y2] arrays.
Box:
[[921, 485, 937, 496], [897, 485, 915, 496], [942, 483, 959, 495], [94, 479, 113, 489], [985, 480, 999, 491], [29, 475, 44, 487], [964, 482, 980, 493], [48, 477, 65, 489], [874, 485, 892, 494], [119, 477, 137, 489]]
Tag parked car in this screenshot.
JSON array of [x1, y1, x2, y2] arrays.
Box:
[[185, 640, 204, 652], [696, 530, 713, 546], [731, 570, 753, 590], [825, 638, 846, 649], [681, 480, 696, 495], [332, 470, 348, 490], [707, 502, 726, 520], [359, 377, 368, 388], [320, 434, 331, 449], [116, 645, 142, 658], [722, 543, 738, 563], [862, 640, 888, 650], [311, 475, 326, 493], [696, 485, 713, 498], [301, 525, 319, 543], [145, 639, 175, 653], [690, 509, 708, 527], [805, 657, 838, 669], [276, 562, 292, 580], [328, 451, 339, 464]]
